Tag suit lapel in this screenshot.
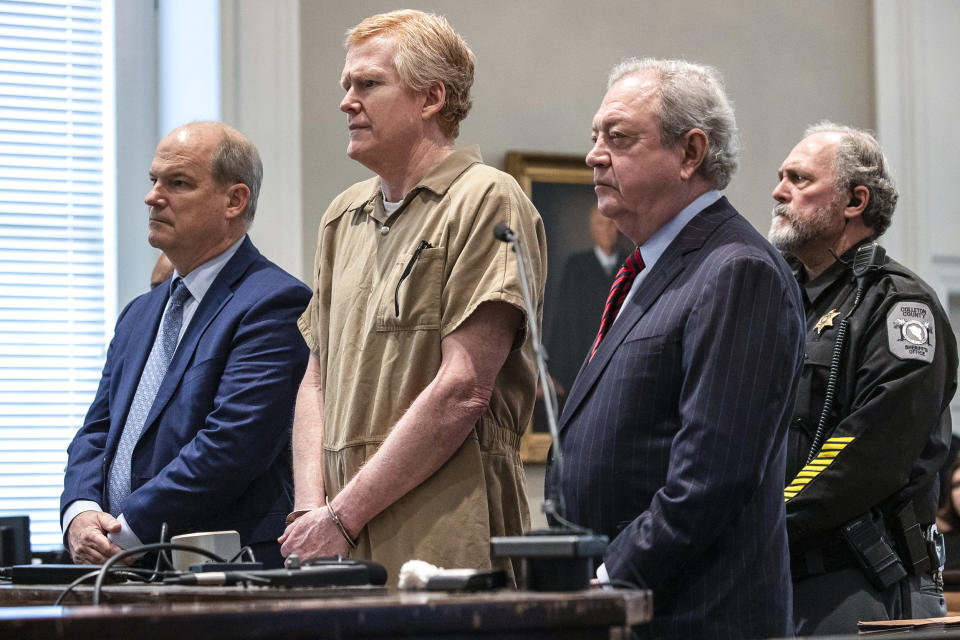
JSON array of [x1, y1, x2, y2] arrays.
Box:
[[557, 198, 736, 433], [558, 250, 687, 433], [138, 236, 260, 438]]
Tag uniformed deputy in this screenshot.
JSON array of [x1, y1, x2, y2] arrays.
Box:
[[769, 121, 958, 636]]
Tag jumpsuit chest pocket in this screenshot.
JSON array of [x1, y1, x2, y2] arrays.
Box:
[[375, 245, 443, 332]]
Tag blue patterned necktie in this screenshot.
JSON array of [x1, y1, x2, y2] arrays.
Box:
[[107, 278, 191, 515]]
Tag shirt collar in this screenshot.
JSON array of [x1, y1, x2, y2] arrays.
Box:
[[638, 190, 722, 271], [364, 146, 484, 224], [172, 235, 245, 305], [799, 240, 865, 306], [415, 145, 483, 195]]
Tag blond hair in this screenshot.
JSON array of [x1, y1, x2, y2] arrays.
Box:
[[347, 10, 474, 139]]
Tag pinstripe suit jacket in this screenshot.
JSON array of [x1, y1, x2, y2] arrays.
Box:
[[550, 198, 805, 639]]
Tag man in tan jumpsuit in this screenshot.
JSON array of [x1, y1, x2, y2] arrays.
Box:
[[279, 9, 546, 585]]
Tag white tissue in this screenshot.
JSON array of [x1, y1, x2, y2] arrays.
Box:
[[398, 559, 442, 590]]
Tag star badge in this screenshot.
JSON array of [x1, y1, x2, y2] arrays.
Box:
[[814, 309, 840, 335]]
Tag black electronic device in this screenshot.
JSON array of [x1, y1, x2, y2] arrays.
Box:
[[5, 564, 122, 585], [0, 516, 30, 567], [190, 561, 263, 573], [164, 559, 387, 587], [491, 532, 608, 592], [424, 569, 506, 591], [851, 242, 886, 281]]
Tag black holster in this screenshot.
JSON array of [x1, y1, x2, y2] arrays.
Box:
[[892, 502, 933, 575], [841, 512, 907, 590]]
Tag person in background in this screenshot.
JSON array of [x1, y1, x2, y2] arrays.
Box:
[[150, 252, 174, 289], [937, 454, 960, 572], [546, 207, 626, 394]]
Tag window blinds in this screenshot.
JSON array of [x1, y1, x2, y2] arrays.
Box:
[[0, 0, 110, 550]]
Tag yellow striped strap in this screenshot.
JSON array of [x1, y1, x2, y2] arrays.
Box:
[[784, 436, 854, 501]]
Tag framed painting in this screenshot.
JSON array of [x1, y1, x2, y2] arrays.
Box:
[[505, 152, 630, 462]]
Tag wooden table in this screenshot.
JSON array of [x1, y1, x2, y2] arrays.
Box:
[[0, 581, 388, 607], [947, 588, 960, 615], [0, 585, 652, 639]]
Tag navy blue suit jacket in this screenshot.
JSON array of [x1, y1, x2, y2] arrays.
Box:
[[61, 236, 310, 549], [550, 199, 804, 639]]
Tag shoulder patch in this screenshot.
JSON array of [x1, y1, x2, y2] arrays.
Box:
[[887, 301, 935, 363]]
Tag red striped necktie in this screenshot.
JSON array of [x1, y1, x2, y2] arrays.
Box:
[[589, 247, 645, 361]]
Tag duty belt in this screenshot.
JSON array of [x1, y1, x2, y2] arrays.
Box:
[[791, 537, 856, 582], [791, 523, 944, 587]]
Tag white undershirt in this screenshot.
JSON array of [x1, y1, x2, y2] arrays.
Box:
[[383, 197, 402, 215]]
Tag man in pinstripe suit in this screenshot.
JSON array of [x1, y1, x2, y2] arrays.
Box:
[[548, 58, 805, 638]]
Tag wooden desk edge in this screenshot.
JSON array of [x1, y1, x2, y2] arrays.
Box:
[[0, 587, 653, 637]]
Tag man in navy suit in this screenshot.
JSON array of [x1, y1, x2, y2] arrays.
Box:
[[61, 122, 310, 568], [548, 59, 805, 638]]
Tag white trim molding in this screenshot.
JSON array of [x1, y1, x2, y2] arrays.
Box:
[[931, 256, 960, 430], [221, 0, 304, 281], [874, 0, 960, 284], [875, 0, 960, 430]]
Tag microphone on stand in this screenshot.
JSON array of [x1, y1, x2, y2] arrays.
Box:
[[492, 223, 515, 243], [491, 223, 607, 592], [492, 222, 569, 526]]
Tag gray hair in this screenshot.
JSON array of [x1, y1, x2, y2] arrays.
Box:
[[210, 129, 263, 224], [607, 57, 739, 190], [803, 121, 897, 237]]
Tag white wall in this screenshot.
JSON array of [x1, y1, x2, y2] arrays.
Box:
[[158, 0, 221, 135], [114, 0, 158, 309], [299, 0, 875, 279], [114, 0, 222, 308], [114, 0, 302, 311], [875, 0, 960, 429], [875, 0, 960, 279], [222, 0, 303, 280]]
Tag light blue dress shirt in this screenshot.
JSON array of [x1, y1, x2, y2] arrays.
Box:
[[63, 236, 246, 550]]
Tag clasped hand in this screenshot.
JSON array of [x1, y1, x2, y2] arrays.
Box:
[[278, 508, 349, 560], [66, 510, 134, 566]]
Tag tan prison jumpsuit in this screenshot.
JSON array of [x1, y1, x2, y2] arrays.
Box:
[[298, 147, 547, 584]]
